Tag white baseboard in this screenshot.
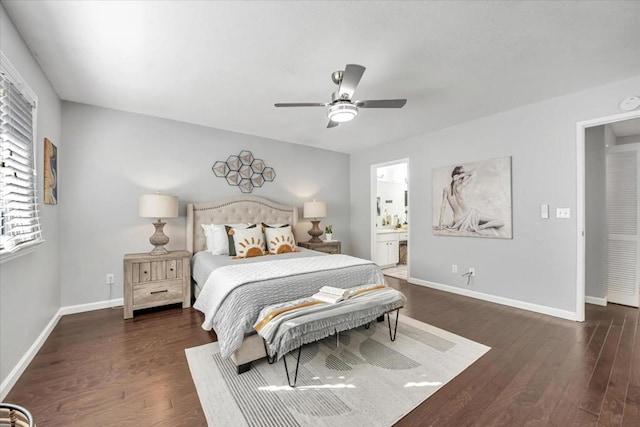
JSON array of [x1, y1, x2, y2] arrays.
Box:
[[58, 298, 123, 316], [408, 277, 578, 321], [0, 308, 61, 401], [0, 297, 123, 400], [585, 295, 607, 306]]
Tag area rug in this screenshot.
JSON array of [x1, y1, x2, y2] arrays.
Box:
[[185, 315, 490, 426]]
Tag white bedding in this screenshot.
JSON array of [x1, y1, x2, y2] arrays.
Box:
[[192, 252, 385, 358]]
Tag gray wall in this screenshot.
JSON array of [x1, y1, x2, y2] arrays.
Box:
[[617, 134, 640, 145], [0, 5, 62, 389], [59, 102, 350, 306], [350, 76, 640, 315], [585, 126, 607, 299]]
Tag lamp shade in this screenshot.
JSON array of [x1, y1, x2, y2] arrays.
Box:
[[139, 194, 179, 219], [303, 200, 326, 219]]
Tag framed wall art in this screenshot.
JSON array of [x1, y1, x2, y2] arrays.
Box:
[[432, 156, 512, 239], [43, 137, 57, 205]]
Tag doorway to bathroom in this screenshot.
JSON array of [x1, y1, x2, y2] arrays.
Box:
[[371, 159, 409, 280]]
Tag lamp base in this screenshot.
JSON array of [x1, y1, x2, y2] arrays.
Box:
[[308, 220, 323, 243], [149, 220, 170, 255]]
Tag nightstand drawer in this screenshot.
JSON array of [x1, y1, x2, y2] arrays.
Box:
[[133, 279, 183, 309], [132, 259, 184, 283], [319, 245, 340, 254], [297, 240, 341, 254]]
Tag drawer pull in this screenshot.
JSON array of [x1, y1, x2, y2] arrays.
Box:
[[169, 268, 174, 271], [143, 271, 148, 274], [150, 290, 168, 295]]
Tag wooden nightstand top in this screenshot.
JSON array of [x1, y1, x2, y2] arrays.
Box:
[[124, 250, 191, 262]]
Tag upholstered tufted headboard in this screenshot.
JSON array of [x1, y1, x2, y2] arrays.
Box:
[[187, 196, 298, 254]]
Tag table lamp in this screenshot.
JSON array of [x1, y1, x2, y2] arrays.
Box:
[[303, 200, 326, 243], [139, 193, 179, 255]]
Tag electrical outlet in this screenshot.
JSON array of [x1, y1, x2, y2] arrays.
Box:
[[469, 267, 475, 277], [106, 274, 115, 285], [452, 264, 458, 274]]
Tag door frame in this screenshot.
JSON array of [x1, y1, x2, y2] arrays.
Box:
[[370, 158, 410, 270], [576, 110, 640, 321]]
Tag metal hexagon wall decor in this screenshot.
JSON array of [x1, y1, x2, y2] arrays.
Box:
[[211, 150, 276, 193]]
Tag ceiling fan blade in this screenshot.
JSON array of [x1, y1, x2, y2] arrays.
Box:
[[338, 64, 366, 100], [327, 120, 339, 128], [356, 99, 407, 108], [274, 103, 327, 107]]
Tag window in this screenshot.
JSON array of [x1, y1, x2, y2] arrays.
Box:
[[0, 53, 42, 256]]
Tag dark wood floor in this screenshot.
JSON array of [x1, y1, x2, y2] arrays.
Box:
[[6, 278, 640, 426]]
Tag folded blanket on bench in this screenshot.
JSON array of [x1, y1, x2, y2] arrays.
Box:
[[254, 284, 406, 360]]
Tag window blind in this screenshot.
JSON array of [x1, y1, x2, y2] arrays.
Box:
[[0, 71, 42, 254]]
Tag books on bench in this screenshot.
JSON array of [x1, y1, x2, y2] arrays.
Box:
[[312, 286, 351, 304]]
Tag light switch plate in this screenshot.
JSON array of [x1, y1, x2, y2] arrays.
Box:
[[541, 204, 549, 219], [556, 208, 571, 219]]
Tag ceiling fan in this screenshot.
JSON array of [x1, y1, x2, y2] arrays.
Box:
[[275, 64, 407, 128]]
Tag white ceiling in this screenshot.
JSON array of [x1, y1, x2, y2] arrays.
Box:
[[2, 1, 639, 153]]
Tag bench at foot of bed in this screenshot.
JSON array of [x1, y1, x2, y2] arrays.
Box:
[[256, 286, 406, 386]]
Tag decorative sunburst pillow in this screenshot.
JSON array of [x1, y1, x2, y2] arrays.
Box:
[[263, 223, 296, 255], [225, 224, 257, 256], [228, 226, 266, 258]]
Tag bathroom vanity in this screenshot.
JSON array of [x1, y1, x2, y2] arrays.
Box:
[[375, 229, 408, 268]]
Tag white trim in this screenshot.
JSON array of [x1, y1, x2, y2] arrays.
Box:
[[0, 239, 44, 264], [576, 109, 640, 323], [585, 295, 608, 306], [370, 164, 377, 262], [409, 277, 578, 321], [0, 298, 124, 400], [0, 309, 60, 401], [58, 298, 124, 316]]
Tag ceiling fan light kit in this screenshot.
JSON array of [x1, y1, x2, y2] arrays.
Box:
[[327, 103, 358, 123], [275, 63, 406, 128]]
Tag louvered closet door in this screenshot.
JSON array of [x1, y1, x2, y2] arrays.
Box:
[[606, 144, 639, 307]]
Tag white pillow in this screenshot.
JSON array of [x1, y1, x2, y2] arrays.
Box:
[[231, 226, 266, 258], [264, 225, 296, 255], [201, 223, 249, 255]]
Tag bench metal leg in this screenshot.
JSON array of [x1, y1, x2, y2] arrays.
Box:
[[283, 346, 303, 387], [263, 339, 277, 365], [387, 309, 400, 341]]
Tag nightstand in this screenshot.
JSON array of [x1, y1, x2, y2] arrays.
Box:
[[298, 240, 341, 254], [123, 250, 191, 319]]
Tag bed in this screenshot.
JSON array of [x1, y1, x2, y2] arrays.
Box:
[[187, 195, 385, 372]]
